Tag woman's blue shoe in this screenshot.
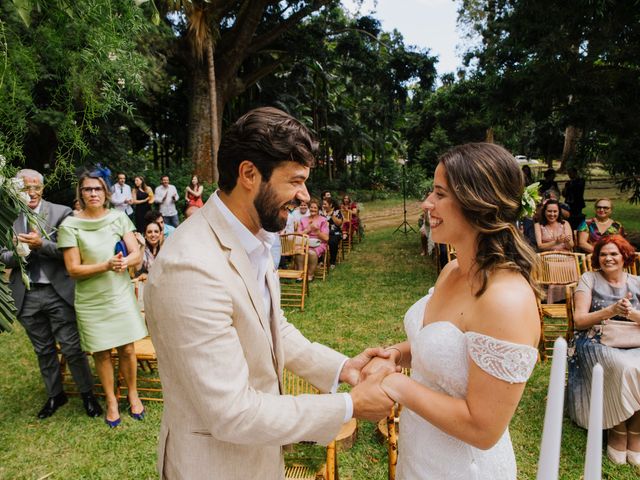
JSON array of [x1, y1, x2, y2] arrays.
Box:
[[105, 416, 121, 428], [128, 406, 145, 421]]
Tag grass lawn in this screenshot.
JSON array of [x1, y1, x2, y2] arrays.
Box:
[[2, 219, 639, 479]]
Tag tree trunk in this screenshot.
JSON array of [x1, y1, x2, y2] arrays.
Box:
[[207, 40, 220, 184], [559, 125, 581, 172], [189, 66, 214, 183]]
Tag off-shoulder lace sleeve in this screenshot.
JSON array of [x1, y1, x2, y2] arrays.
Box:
[[466, 332, 537, 384]]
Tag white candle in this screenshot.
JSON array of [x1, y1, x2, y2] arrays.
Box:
[[536, 337, 568, 480], [584, 363, 603, 480]]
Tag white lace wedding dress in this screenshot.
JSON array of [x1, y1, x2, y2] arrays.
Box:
[[397, 289, 538, 480]]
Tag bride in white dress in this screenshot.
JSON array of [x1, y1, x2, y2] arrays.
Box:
[[364, 143, 541, 479]]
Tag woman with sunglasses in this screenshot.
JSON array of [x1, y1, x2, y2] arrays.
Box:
[[58, 173, 147, 428], [577, 198, 626, 253]]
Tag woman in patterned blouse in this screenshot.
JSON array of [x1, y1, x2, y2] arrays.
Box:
[[577, 198, 625, 253]]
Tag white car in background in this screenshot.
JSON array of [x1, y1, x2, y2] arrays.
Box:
[[514, 155, 528, 163]]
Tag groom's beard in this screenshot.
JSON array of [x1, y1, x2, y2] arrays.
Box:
[[254, 181, 287, 233]]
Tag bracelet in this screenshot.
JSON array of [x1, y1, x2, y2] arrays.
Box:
[[385, 346, 403, 365]]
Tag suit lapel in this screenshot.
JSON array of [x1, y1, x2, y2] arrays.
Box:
[[265, 262, 283, 387], [202, 199, 277, 362]]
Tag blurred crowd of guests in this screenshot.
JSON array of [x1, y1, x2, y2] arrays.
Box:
[[2, 167, 363, 424], [273, 191, 361, 281]]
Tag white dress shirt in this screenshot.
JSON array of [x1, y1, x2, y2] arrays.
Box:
[[110, 183, 133, 215], [213, 191, 353, 420], [154, 184, 179, 217]]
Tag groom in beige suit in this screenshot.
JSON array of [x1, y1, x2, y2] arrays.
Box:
[[145, 107, 395, 479]]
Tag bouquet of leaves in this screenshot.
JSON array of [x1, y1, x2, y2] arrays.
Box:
[[0, 158, 43, 332], [520, 182, 541, 219]]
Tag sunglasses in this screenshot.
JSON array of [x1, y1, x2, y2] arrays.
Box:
[[21, 185, 44, 193], [595, 206, 610, 210]]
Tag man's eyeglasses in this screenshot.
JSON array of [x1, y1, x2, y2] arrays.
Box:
[[21, 185, 44, 193], [80, 186, 105, 194], [595, 205, 610, 211]]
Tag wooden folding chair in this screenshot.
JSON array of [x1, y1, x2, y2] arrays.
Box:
[[314, 247, 329, 281], [341, 209, 353, 255], [283, 370, 343, 480], [535, 251, 585, 359], [278, 233, 310, 311], [375, 368, 410, 480]]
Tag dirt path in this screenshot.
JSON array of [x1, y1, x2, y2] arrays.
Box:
[[360, 200, 423, 233]]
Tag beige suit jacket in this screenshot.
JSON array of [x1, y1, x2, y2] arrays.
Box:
[[145, 197, 347, 480]]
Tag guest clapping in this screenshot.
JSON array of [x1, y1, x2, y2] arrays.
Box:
[[185, 174, 204, 211], [568, 235, 640, 467], [534, 199, 574, 252], [58, 173, 148, 428], [296, 199, 329, 281]]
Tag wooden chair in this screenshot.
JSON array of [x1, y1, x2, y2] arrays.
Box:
[[341, 209, 353, 255], [536, 251, 585, 359], [314, 246, 329, 281], [279, 233, 310, 311], [376, 368, 410, 480], [283, 370, 339, 480]]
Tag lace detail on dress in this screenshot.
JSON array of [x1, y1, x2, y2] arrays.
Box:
[[466, 333, 537, 384]]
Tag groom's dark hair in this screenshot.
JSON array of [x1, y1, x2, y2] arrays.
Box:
[[217, 107, 318, 193]]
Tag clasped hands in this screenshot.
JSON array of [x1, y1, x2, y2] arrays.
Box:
[[610, 292, 638, 321], [340, 347, 404, 421], [108, 252, 128, 273]]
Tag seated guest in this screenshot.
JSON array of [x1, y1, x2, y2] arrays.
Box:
[[577, 198, 625, 253], [135, 221, 163, 280], [535, 199, 574, 304], [72, 198, 82, 216], [145, 210, 175, 239], [568, 235, 640, 467], [534, 199, 574, 252], [340, 193, 360, 238], [284, 199, 310, 233], [295, 199, 329, 281], [321, 197, 343, 269]]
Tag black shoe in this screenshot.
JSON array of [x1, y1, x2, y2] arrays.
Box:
[[37, 392, 68, 419], [81, 392, 103, 418]]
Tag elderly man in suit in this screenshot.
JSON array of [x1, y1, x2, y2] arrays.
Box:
[[0, 169, 101, 419], [145, 107, 396, 479]]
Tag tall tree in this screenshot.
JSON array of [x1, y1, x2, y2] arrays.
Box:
[[161, 0, 339, 183]]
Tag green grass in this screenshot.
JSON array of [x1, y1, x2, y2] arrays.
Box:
[[1, 226, 639, 479]]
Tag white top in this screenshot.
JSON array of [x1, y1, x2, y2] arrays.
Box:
[[110, 183, 133, 215], [154, 184, 179, 216], [284, 208, 310, 233], [397, 288, 537, 479]]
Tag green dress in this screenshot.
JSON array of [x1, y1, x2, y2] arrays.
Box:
[[58, 209, 147, 352]]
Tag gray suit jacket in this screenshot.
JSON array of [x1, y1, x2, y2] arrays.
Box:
[[144, 196, 347, 480], [0, 200, 75, 313]]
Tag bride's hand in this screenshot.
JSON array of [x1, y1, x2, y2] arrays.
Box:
[[340, 347, 395, 386], [380, 372, 407, 403], [359, 355, 400, 383]]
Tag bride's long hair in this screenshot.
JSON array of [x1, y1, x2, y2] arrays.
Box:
[[438, 142, 541, 297]]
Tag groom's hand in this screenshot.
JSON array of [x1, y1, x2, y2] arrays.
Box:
[[339, 347, 396, 386], [350, 370, 394, 421]]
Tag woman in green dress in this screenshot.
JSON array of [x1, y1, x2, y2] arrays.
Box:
[[59, 173, 147, 427]]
